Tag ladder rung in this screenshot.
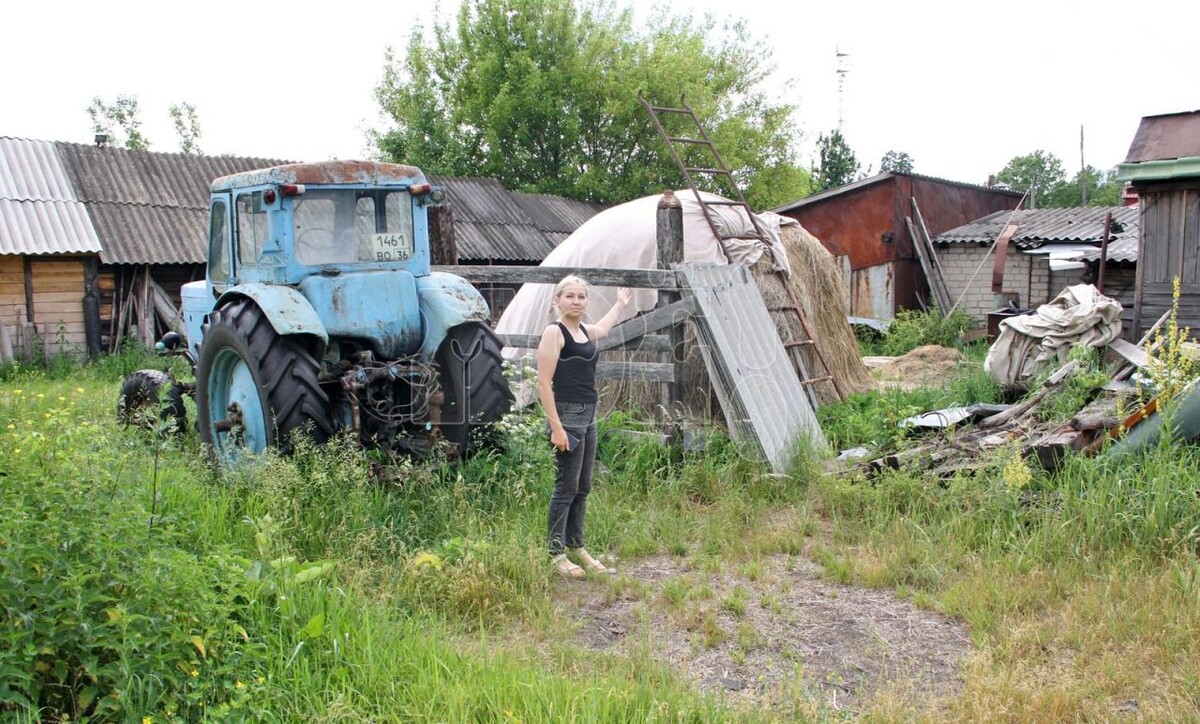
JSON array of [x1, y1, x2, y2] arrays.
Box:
[[648, 107, 692, 115], [684, 167, 729, 175], [799, 376, 834, 386], [668, 136, 709, 145], [785, 340, 817, 348]]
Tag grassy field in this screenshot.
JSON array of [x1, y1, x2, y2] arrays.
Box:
[[2, 342, 1199, 721]]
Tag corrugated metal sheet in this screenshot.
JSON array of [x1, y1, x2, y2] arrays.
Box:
[[1124, 110, 1200, 163], [677, 263, 825, 473], [0, 138, 102, 255], [935, 206, 1138, 249], [55, 142, 286, 264]]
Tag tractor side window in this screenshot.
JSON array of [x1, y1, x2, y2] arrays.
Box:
[[209, 200, 231, 289], [237, 192, 270, 265]]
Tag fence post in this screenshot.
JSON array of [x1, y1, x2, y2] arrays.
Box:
[[656, 190, 684, 441]]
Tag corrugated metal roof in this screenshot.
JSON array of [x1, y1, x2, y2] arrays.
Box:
[[55, 141, 286, 264], [512, 191, 606, 235], [0, 138, 102, 255], [431, 176, 603, 261], [934, 206, 1138, 251], [1123, 110, 1200, 163], [2, 138, 599, 264], [770, 171, 1021, 214]]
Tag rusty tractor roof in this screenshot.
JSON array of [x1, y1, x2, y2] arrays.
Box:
[[211, 161, 425, 191]]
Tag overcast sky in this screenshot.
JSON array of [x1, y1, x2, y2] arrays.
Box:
[[4, 0, 1197, 191]]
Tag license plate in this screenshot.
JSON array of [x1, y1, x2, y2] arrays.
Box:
[[369, 233, 413, 262]]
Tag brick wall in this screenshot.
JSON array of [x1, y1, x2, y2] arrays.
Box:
[[936, 244, 1057, 323]]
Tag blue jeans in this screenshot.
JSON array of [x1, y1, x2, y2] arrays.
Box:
[[547, 401, 597, 556]]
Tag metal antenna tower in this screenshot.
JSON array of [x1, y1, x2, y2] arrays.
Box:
[[836, 48, 850, 133]]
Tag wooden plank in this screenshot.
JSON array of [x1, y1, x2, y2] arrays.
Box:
[[677, 263, 826, 473], [498, 332, 671, 353], [596, 297, 694, 351], [434, 265, 678, 290], [1107, 337, 1148, 369], [596, 361, 675, 383], [906, 216, 949, 310]]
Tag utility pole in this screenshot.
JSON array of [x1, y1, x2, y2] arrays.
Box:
[[1080, 124, 1089, 206], [836, 48, 850, 133]]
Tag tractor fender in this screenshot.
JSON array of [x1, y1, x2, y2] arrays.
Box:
[[416, 272, 491, 359], [214, 285, 328, 348]]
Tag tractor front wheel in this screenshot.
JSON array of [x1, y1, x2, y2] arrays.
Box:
[[196, 299, 333, 461], [435, 322, 514, 456]]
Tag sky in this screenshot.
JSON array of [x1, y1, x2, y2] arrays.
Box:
[[3, 0, 1198, 189]]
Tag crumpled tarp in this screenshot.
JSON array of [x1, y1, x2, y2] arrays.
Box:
[[496, 189, 794, 357], [984, 284, 1123, 388]]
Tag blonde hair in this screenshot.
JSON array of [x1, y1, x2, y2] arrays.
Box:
[[549, 274, 589, 318]]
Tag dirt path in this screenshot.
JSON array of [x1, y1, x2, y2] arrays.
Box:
[[556, 552, 972, 716]]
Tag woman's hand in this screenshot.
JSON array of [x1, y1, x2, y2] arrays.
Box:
[[616, 287, 632, 308], [549, 427, 570, 452]]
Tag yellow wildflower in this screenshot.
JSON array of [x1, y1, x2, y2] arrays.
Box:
[[236, 681, 246, 690], [36, 393, 44, 399], [189, 669, 199, 677], [75, 387, 85, 394], [57, 396, 65, 402]]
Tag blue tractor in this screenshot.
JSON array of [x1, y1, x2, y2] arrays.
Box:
[[125, 161, 512, 461]]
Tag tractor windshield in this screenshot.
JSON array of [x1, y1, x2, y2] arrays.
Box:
[[293, 189, 416, 266]]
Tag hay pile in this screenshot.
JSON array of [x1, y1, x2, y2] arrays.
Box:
[[599, 222, 872, 421], [750, 223, 874, 405], [871, 345, 967, 391]]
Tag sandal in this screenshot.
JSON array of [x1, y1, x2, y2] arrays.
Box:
[[572, 548, 613, 575], [552, 554, 585, 579]]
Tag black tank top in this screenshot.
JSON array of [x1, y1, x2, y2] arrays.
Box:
[[552, 322, 597, 403]]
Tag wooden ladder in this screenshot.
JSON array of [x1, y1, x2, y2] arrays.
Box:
[[638, 92, 845, 406]]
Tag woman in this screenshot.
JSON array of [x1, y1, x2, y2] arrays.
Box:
[[536, 275, 632, 579]]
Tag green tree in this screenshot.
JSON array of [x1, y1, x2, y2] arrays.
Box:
[[1044, 165, 1122, 207], [879, 150, 914, 174], [372, 0, 809, 208], [811, 130, 861, 192], [87, 95, 150, 150], [996, 150, 1067, 209], [168, 102, 202, 155]]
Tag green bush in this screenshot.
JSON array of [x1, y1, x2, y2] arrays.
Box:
[[878, 307, 973, 357]]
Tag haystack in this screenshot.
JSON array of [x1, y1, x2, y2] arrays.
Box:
[[750, 223, 875, 405]]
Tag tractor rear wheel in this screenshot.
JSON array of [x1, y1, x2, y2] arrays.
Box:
[[117, 369, 187, 434], [196, 298, 333, 461], [435, 322, 513, 456]]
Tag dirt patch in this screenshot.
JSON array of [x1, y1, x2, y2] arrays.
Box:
[[869, 345, 969, 391], [556, 552, 972, 715]]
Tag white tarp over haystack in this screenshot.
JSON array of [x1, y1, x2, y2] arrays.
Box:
[[496, 190, 793, 355], [984, 284, 1123, 388]]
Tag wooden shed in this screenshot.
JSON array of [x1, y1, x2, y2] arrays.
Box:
[[1116, 110, 1200, 339], [772, 173, 1022, 320]]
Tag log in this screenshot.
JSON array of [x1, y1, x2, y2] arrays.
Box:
[[148, 275, 186, 336], [977, 361, 1079, 429], [434, 265, 678, 290]]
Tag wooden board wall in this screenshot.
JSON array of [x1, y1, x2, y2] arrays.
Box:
[[31, 259, 87, 357], [0, 256, 28, 353]]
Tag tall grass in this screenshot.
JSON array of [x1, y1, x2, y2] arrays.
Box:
[[4, 343, 1200, 720]]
